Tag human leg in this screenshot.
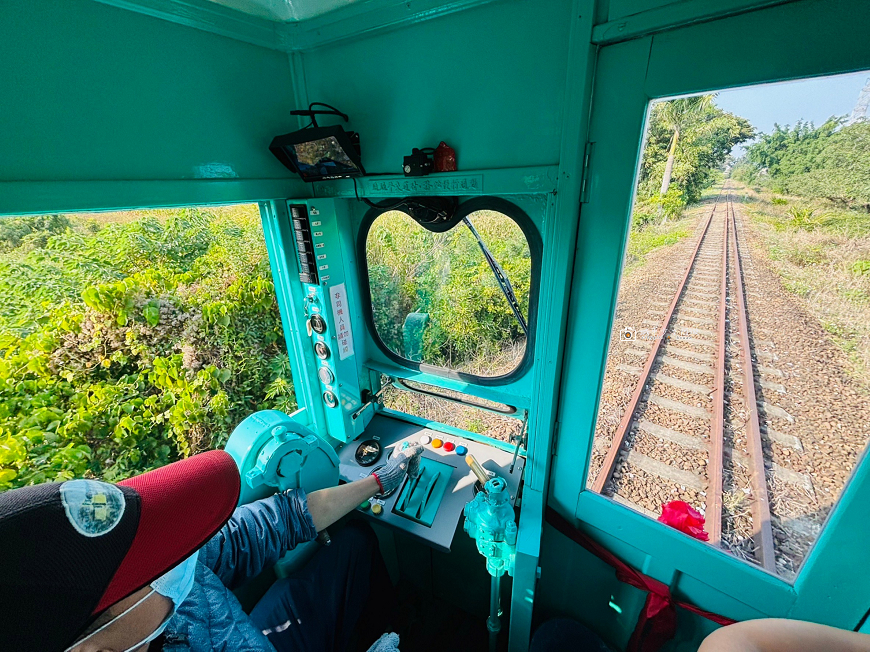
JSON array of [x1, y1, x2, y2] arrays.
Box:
[[249, 520, 393, 652]]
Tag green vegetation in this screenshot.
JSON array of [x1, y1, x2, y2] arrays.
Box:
[[366, 211, 531, 375], [626, 223, 692, 268], [735, 179, 870, 382], [0, 206, 294, 491], [636, 95, 754, 216], [734, 119, 870, 211], [624, 95, 753, 270]]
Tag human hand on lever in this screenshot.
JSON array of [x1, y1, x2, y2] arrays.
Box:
[[306, 442, 423, 531], [372, 442, 423, 494]]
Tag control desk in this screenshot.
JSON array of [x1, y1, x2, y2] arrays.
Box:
[[338, 414, 524, 552]]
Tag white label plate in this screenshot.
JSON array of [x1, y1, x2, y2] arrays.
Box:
[[330, 283, 355, 360]]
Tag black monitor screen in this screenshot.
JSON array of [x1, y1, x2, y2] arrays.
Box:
[[290, 136, 361, 180]]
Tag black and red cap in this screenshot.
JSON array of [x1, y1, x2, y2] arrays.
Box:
[[0, 449, 240, 652]]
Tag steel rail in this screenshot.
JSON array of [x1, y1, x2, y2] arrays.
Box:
[[728, 194, 776, 572], [592, 190, 723, 494], [706, 205, 728, 545]]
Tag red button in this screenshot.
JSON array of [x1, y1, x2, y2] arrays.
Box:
[[443, 441, 456, 452]]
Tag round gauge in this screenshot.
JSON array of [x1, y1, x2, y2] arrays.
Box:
[[317, 366, 335, 385], [322, 390, 338, 408], [309, 314, 327, 334], [314, 342, 331, 360], [355, 439, 382, 467], [369, 464, 398, 499]]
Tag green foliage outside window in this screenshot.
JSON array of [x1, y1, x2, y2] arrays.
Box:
[[0, 206, 295, 491], [634, 95, 754, 219], [366, 211, 531, 376], [735, 119, 870, 211]]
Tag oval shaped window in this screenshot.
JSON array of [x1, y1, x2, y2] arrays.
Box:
[[365, 207, 533, 378]]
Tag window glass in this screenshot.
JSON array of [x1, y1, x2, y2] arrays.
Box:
[[365, 209, 532, 377], [0, 205, 295, 490], [587, 71, 870, 580], [380, 376, 524, 442]]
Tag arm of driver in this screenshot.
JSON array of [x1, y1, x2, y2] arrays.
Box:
[[200, 489, 317, 589], [699, 619, 870, 652], [306, 476, 381, 532]]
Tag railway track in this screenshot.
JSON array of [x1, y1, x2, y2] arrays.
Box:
[[593, 184, 778, 572]]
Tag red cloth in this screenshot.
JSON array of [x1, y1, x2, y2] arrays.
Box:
[[545, 507, 734, 652], [658, 501, 709, 542]]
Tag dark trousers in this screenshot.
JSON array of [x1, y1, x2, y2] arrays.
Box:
[[249, 520, 394, 652]]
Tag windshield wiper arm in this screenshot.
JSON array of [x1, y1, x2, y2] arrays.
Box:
[[462, 216, 529, 337]]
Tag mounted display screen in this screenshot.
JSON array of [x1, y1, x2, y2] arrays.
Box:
[[269, 126, 364, 182], [364, 208, 533, 378]]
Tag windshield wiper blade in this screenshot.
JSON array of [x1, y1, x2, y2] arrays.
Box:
[[462, 216, 529, 336]]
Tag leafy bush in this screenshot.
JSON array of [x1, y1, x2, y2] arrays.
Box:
[[632, 210, 657, 229], [785, 206, 819, 230], [366, 211, 531, 373], [0, 214, 72, 251], [0, 206, 295, 491], [771, 197, 788, 206]]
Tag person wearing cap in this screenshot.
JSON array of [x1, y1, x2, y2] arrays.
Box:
[[1, 442, 423, 652]]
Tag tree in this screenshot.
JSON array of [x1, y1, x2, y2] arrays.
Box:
[[742, 118, 870, 211], [634, 97, 754, 220], [658, 96, 714, 197]]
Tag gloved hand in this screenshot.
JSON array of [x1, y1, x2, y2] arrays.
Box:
[[373, 442, 423, 494], [367, 632, 400, 652]]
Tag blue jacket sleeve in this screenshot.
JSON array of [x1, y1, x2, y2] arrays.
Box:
[[199, 488, 318, 589]]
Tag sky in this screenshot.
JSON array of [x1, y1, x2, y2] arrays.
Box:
[[714, 70, 869, 136]]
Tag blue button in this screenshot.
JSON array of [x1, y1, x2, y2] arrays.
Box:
[[456, 445, 468, 456]]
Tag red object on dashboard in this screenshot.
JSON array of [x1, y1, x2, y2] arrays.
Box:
[[658, 501, 709, 541], [433, 141, 457, 172]]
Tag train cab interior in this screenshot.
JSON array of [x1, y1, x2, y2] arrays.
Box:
[[3, 0, 870, 650]]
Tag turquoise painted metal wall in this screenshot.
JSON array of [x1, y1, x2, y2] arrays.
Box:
[[0, 0, 307, 214], [297, 0, 573, 174]]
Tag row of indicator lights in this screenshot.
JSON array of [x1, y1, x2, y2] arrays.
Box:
[[419, 434, 467, 456]]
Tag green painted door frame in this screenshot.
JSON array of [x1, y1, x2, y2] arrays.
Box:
[[551, 0, 870, 635]]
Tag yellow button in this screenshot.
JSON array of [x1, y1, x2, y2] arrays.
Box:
[[371, 504, 383, 516], [431, 438, 443, 448]]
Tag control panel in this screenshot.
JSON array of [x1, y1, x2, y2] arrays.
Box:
[[338, 414, 524, 552], [287, 200, 367, 443]]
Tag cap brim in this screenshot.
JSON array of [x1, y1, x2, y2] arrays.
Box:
[[95, 450, 240, 612]]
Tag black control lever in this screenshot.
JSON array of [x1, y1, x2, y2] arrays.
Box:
[[351, 381, 392, 420]]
